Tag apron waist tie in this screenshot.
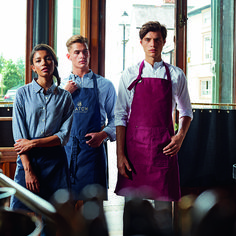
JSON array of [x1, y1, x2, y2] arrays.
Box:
[[70, 136, 79, 184]]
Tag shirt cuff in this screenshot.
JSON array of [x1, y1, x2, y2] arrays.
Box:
[[103, 126, 116, 142]]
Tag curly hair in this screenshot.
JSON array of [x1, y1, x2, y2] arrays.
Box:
[[30, 44, 61, 87]]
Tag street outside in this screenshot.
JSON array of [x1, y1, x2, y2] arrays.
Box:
[[104, 142, 124, 236]]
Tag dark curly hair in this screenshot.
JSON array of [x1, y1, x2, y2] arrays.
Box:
[[30, 44, 61, 87]]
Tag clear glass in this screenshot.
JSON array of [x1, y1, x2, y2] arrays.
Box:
[[55, 0, 81, 80], [187, 0, 234, 106], [105, 1, 175, 234], [0, 0, 26, 105], [105, 0, 175, 90]]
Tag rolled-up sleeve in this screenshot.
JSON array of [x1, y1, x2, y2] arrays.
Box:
[[174, 69, 193, 120], [54, 92, 74, 146], [103, 81, 117, 141], [12, 90, 29, 141], [115, 72, 133, 127]]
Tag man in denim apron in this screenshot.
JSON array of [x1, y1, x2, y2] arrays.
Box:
[[62, 35, 117, 206]]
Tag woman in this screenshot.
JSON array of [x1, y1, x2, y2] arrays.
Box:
[[10, 44, 74, 234]]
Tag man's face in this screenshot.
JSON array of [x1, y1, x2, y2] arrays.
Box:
[[67, 42, 90, 71], [140, 31, 166, 62]]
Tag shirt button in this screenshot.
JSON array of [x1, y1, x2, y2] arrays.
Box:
[[43, 107, 45, 110], [41, 131, 43, 134], [42, 119, 45, 122]]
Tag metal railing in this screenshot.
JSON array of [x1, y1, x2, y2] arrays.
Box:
[[0, 170, 56, 219], [0, 170, 79, 235]]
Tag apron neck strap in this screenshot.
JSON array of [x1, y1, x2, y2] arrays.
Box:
[[163, 62, 171, 82], [128, 60, 144, 91], [92, 73, 98, 89], [91, 72, 99, 100], [127, 60, 171, 91]]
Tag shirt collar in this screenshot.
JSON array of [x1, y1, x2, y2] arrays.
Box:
[[70, 69, 93, 80], [144, 60, 164, 70], [32, 78, 56, 94]]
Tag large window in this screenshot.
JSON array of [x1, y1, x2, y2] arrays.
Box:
[[187, 0, 235, 105], [105, 0, 175, 90], [55, 0, 81, 80], [104, 1, 175, 234], [0, 0, 26, 105]]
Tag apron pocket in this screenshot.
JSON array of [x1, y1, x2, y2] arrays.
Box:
[[126, 125, 152, 165], [151, 127, 172, 167], [126, 126, 173, 167]]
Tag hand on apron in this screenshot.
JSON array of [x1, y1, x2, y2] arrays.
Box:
[[14, 139, 34, 155], [163, 133, 183, 157], [25, 169, 40, 193], [117, 153, 132, 179], [85, 131, 107, 148]]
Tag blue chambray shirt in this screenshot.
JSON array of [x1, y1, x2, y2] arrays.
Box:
[[61, 70, 117, 141], [12, 79, 74, 146]]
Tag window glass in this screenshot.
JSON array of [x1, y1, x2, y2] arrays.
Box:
[[105, 0, 175, 90], [55, 0, 81, 80], [105, 1, 175, 233], [187, 0, 234, 105], [203, 35, 211, 62], [203, 10, 211, 26], [200, 79, 212, 97], [0, 0, 26, 105]]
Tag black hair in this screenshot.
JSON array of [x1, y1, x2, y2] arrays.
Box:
[[30, 44, 61, 87]]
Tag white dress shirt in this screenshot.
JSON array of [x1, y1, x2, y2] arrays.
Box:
[[115, 60, 193, 127]]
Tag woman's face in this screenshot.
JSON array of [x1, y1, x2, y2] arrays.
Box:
[[31, 50, 55, 79]]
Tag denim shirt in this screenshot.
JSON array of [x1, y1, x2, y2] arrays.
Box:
[[62, 70, 117, 141], [12, 79, 74, 146]]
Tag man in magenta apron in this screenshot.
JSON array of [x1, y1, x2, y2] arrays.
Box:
[[62, 35, 117, 205], [115, 21, 193, 217]]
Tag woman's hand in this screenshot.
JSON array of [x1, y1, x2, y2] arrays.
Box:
[[14, 139, 35, 155], [25, 169, 40, 193], [20, 154, 40, 193]]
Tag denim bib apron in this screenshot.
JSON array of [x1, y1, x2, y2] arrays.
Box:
[[11, 145, 69, 210], [64, 74, 107, 200], [115, 61, 181, 201]]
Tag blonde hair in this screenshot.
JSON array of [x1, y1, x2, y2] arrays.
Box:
[[66, 35, 89, 52]]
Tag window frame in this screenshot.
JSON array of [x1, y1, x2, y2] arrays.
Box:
[[81, 0, 106, 76], [7, 0, 236, 103], [26, 0, 55, 84]]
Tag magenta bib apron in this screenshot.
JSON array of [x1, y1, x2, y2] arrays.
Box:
[[115, 61, 181, 201], [64, 74, 107, 201]]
